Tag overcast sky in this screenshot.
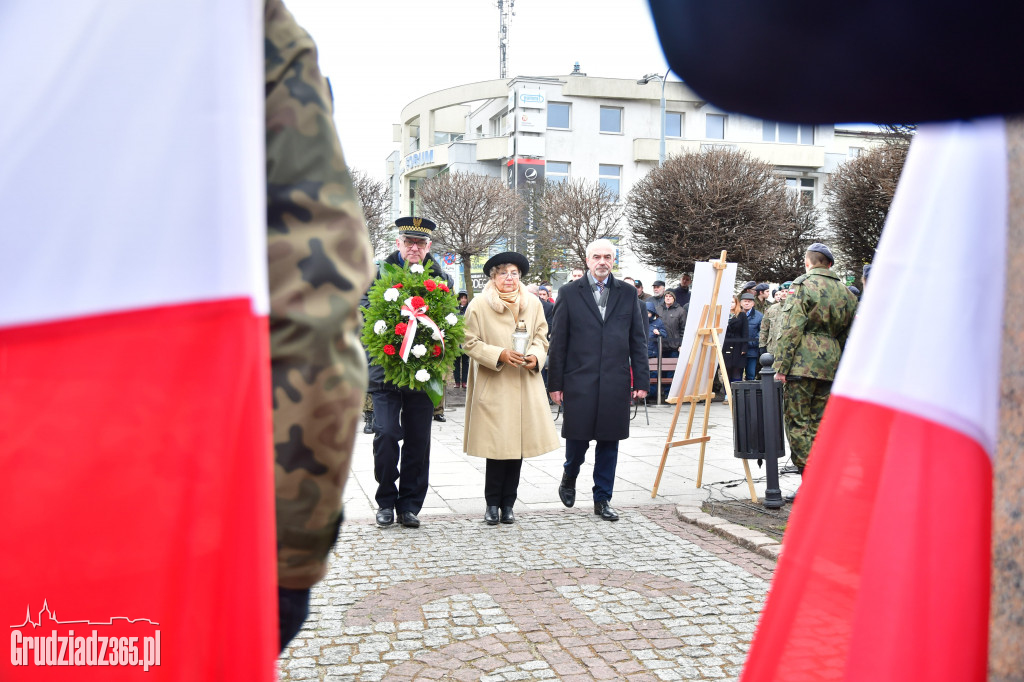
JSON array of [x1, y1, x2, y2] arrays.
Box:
[[285, 0, 672, 179]]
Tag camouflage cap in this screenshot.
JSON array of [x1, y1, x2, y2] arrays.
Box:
[[395, 216, 436, 238]]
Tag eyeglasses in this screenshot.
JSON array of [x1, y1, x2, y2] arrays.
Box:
[[496, 270, 520, 279], [401, 237, 429, 248]]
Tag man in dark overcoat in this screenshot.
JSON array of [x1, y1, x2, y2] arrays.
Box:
[[547, 239, 648, 521]]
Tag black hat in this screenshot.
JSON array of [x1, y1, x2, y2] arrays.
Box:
[[739, 293, 757, 301], [807, 242, 835, 265], [395, 216, 436, 238], [652, 280, 666, 287], [754, 283, 770, 292], [633, 279, 643, 287], [483, 251, 530, 278], [457, 290, 468, 297], [740, 280, 757, 291]]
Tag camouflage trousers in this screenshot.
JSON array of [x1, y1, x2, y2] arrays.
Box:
[[782, 378, 833, 469], [363, 393, 374, 413]]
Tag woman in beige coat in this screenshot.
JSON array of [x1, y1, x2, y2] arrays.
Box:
[[462, 252, 560, 525]]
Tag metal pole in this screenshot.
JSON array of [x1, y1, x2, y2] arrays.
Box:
[[659, 69, 668, 166], [760, 352, 784, 509]]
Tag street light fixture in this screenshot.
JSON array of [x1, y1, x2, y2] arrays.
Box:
[[637, 69, 671, 166]]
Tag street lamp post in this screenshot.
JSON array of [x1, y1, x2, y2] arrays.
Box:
[[637, 69, 671, 166]]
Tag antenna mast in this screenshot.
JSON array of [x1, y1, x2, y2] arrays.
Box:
[[498, 0, 514, 79]]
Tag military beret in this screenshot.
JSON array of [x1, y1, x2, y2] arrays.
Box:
[[739, 293, 757, 301], [782, 281, 793, 289], [848, 286, 861, 296], [653, 280, 666, 287], [740, 280, 757, 291], [754, 283, 770, 292], [862, 264, 872, 279], [483, 251, 530, 278], [806, 242, 835, 265], [395, 216, 436, 238]]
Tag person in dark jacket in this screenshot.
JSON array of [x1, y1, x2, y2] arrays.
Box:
[[548, 239, 648, 522], [656, 290, 686, 357], [360, 217, 454, 529], [453, 291, 470, 388], [722, 295, 750, 382], [739, 292, 764, 379]]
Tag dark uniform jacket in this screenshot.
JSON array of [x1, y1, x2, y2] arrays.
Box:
[[547, 274, 648, 442], [361, 251, 453, 392]]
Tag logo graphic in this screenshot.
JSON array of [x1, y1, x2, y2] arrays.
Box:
[[524, 168, 538, 181], [10, 600, 161, 670]]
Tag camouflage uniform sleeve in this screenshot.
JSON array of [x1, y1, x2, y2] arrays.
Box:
[[772, 280, 808, 377], [758, 306, 772, 349], [265, 0, 375, 590]]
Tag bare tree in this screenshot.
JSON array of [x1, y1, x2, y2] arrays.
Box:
[[759, 198, 825, 283], [824, 142, 909, 270], [351, 170, 393, 257], [417, 171, 523, 299], [625, 148, 793, 280], [538, 179, 623, 271]]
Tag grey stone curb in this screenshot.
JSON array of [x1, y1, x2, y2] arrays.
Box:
[[674, 505, 783, 561]]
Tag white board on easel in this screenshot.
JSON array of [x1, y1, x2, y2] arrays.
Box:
[[667, 261, 737, 400]]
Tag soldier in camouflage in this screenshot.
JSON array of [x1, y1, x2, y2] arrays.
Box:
[[266, 0, 375, 650], [773, 244, 857, 500], [758, 282, 791, 357], [754, 283, 771, 315]]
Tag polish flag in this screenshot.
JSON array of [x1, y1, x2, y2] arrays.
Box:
[[742, 119, 1004, 681], [0, 2, 276, 679]]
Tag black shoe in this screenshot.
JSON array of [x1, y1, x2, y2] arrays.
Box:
[[558, 472, 576, 508], [594, 500, 619, 521], [500, 507, 515, 524], [433, 414, 446, 423], [362, 413, 373, 434], [484, 506, 500, 525], [398, 511, 420, 528], [375, 508, 394, 527], [785, 489, 798, 504]]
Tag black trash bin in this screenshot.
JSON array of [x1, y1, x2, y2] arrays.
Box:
[[730, 354, 785, 508]]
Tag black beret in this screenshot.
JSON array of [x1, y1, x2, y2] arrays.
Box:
[[740, 280, 757, 291], [807, 242, 835, 265], [848, 286, 861, 296], [754, 283, 770, 292], [395, 216, 436, 238], [483, 251, 530, 278], [863, 264, 872, 279]]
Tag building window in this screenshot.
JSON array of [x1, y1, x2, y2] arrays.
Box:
[[599, 164, 621, 201], [547, 161, 570, 184], [548, 102, 570, 129], [666, 112, 683, 138], [763, 121, 815, 145], [786, 177, 815, 207], [600, 107, 622, 134], [706, 113, 725, 139], [848, 146, 863, 158]]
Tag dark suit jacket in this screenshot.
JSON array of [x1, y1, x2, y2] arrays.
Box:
[[547, 274, 648, 442]]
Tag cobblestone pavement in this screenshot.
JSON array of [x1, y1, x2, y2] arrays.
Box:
[[279, 506, 776, 681]]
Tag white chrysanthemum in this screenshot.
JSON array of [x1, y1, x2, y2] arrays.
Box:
[[373, 320, 387, 335], [412, 344, 427, 358], [445, 313, 458, 325], [415, 369, 431, 382], [431, 328, 443, 341], [410, 264, 424, 274], [383, 288, 399, 302]]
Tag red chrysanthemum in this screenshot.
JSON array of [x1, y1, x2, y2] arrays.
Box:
[[383, 345, 396, 356], [432, 345, 442, 357], [411, 296, 426, 309], [392, 283, 404, 289], [395, 322, 408, 336], [424, 279, 437, 292], [439, 283, 450, 293]]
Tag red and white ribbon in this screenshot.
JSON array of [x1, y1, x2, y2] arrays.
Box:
[[398, 297, 445, 363]]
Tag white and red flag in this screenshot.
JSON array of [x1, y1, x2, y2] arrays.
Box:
[[0, 1, 276, 679], [742, 119, 1004, 681]]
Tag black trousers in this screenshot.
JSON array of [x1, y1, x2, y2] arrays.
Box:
[[371, 388, 433, 513], [484, 458, 523, 507], [453, 355, 469, 384]]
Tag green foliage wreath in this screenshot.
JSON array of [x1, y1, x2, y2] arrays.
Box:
[[361, 261, 465, 406]]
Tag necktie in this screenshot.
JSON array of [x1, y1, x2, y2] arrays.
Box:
[[596, 281, 605, 294]]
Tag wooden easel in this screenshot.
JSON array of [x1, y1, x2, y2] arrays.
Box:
[[650, 251, 759, 503]]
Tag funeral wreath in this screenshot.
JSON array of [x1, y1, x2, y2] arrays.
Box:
[[361, 261, 466, 406]]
